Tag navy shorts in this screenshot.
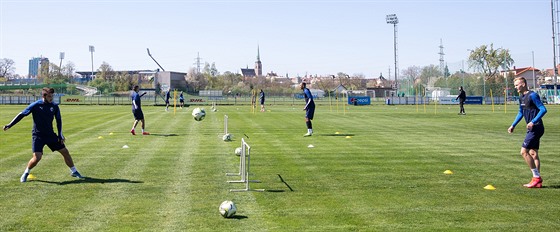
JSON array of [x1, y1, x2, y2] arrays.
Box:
[[32, 136, 65, 153], [523, 125, 544, 150], [305, 105, 315, 120], [133, 109, 144, 120]]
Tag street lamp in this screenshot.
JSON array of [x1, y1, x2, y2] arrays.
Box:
[[386, 14, 399, 95], [89, 45, 95, 80]]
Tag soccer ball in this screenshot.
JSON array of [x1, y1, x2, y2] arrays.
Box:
[[219, 200, 237, 218], [234, 147, 242, 156], [192, 108, 206, 121], [223, 133, 232, 141]]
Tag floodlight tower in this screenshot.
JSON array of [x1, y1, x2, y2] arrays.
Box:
[[552, 0, 559, 103], [89, 45, 95, 80], [386, 14, 399, 94], [59, 52, 65, 75]]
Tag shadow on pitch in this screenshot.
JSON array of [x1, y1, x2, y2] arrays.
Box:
[[34, 176, 143, 185], [543, 185, 560, 189], [318, 133, 355, 137], [148, 133, 179, 137], [227, 215, 249, 220]]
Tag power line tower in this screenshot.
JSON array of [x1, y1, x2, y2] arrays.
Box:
[[194, 52, 203, 74], [439, 39, 445, 77], [439, 39, 447, 87]]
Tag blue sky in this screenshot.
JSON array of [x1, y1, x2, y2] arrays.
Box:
[[0, 0, 554, 78]]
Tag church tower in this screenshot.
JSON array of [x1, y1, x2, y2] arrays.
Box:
[[254, 45, 262, 77]]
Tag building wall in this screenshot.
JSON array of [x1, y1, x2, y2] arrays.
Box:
[[157, 71, 187, 90]]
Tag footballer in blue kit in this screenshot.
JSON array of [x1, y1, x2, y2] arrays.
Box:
[[300, 82, 315, 137], [130, 85, 149, 135], [508, 77, 547, 188], [3, 87, 83, 182]]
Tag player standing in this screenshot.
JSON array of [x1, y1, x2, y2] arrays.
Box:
[[179, 91, 185, 109], [259, 89, 266, 112], [508, 77, 547, 188], [3, 87, 83, 182], [165, 89, 171, 111], [130, 85, 149, 135], [300, 82, 315, 137]]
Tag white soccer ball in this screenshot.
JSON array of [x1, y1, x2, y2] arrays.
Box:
[[219, 200, 237, 218], [223, 133, 232, 141], [192, 108, 206, 121], [234, 147, 242, 156]]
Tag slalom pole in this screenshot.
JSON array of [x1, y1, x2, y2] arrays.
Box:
[[423, 88, 426, 113], [504, 88, 507, 113], [173, 89, 177, 115], [490, 89, 494, 112]]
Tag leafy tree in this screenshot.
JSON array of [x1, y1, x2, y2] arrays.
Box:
[[419, 65, 442, 87], [96, 62, 116, 80], [468, 44, 514, 78], [0, 58, 16, 79]]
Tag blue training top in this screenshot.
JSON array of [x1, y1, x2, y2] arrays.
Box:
[[511, 91, 547, 127], [132, 91, 142, 110], [303, 87, 315, 109], [14, 99, 62, 139]]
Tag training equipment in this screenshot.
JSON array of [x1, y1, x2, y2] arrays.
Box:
[[483, 185, 496, 190], [224, 115, 228, 134], [227, 138, 264, 192], [234, 147, 242, 156], [223, 133, 232, 141], [219, 200, 237, 218], [192, 107, 206, 121]]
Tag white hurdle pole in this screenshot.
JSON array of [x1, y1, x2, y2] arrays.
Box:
[[228, 138, 264, 192], [224, 115, 228, 135]]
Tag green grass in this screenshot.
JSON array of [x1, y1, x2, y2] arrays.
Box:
[[1, 103, 559, 231]]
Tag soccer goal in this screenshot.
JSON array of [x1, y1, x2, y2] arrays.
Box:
[[226, 138, 264, 192]]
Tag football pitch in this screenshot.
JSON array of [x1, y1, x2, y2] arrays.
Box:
[[1, 104, 559, 231]]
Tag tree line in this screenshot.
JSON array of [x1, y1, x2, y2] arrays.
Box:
[[0, 44, 541, 98]]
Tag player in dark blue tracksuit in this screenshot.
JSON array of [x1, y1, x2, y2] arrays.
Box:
[[259, 89, 266, 112], [3, 87, 83, 182], [300, 82, 315, 137], [508, 77, 547, 188], [165, 90, 171, 111]]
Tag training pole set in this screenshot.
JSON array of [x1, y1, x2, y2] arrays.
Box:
[[224, 115, 228, 135], [226, 139, 264, 192]]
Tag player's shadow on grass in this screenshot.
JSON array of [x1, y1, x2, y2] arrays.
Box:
[[543, 184, 560, 189], [35, 177, 143, 185], [148, 133, 179, 137], [319, 133, 355, 137]]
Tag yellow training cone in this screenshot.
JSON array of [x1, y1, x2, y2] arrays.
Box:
[[27, 174, 36, 180], [335, 132, 340, 134], [484, 185, 496, 190], [98, 136, 103, 139], [109, 132, 114, 135], [345, 136, 352, 139], [443, 170, 453, 175]]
